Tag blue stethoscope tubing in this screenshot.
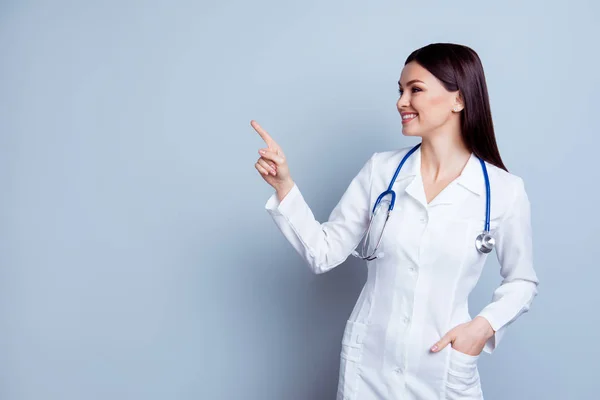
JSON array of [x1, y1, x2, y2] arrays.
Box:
[[359, 142, 494, 260]]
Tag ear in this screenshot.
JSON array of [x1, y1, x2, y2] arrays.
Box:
[[452, 91, 464, 113]]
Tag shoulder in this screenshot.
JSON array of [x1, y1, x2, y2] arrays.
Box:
[[369, 145, 415, 167], [376, 145, 414, 159], [484, 162, 530, 221], [484, 161, 527, 196]]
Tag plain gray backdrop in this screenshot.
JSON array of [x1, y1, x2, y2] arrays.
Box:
[[1, 0, 598, 399]]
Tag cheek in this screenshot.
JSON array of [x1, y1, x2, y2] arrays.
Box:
[[418, 95, 449, 122]]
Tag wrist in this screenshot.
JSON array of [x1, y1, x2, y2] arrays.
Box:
[[276, 180, 295, 202], [474, 316, 495, 339]]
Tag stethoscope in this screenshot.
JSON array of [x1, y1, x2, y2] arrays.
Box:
[[351, 143, 495, 261]]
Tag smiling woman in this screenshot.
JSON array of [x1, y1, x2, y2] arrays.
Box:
[[256, 42, 539, 400]]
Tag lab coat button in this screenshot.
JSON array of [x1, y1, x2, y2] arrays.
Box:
[[404, 317, 410, 324]]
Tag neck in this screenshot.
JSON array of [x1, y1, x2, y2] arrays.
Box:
[[420, 133, 471, 182]]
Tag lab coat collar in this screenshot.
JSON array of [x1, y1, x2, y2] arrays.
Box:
[[456, 152, 485, 197], [394, 145, 483, 207]]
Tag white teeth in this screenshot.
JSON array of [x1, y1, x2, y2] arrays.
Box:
[[402, 113, 417, 120]]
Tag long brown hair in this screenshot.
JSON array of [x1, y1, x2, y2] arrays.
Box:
[[405, 43, 508, 172]]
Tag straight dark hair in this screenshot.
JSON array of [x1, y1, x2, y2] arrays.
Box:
[[405, 43, 508, 172]]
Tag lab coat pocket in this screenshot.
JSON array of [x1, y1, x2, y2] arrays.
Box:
[[337, 320, 368, 400], [445, 347, 483, 399]]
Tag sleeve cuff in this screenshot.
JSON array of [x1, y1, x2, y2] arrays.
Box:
[[265, 183, 300, 216], [477, 311, 506, 355]]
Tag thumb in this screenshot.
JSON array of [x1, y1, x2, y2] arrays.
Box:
[[431, 332, 454, 353]]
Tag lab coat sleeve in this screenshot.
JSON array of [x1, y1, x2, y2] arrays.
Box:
[[476, 177, 539, 354], [264, 153, 376, 274]]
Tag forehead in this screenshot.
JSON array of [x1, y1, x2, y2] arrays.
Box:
[[398, 62, 433, 86]]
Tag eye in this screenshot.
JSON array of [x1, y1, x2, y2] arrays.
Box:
[[398, 87, 422, 95]]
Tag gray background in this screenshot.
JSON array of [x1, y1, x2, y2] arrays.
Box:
[[1, 0, 598, 399]]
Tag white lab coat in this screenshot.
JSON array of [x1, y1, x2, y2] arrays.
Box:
[[264, 145, 539, 400]]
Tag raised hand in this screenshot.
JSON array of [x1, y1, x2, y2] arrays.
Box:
[[252, 120, 293, 193]]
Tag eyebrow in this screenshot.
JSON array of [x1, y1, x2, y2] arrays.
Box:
[[398, 79, 424, 87]]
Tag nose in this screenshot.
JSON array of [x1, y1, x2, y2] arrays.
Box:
[[397, 92, 410, 109]]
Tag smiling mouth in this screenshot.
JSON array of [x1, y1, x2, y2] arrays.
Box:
[[402, 113, 418, 124]]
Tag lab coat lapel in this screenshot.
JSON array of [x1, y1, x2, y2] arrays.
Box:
[[428, 152, 484, 207], [394, 147, 483, 209], [455, 152, 485, 197], [393, 145, 427, 207]]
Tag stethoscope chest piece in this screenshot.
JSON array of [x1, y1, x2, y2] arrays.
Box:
[[475, 231, 495, 254]]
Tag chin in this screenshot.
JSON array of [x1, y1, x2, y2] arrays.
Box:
[[401, 129, 422, 138]]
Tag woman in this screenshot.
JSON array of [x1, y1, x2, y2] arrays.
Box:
[[252, 43, 539, 400]]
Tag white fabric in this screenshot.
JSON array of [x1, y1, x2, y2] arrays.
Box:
[[264, 145, 539, 400]]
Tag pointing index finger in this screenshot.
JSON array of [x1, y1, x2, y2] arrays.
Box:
[[251, 120, 278, 149]]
